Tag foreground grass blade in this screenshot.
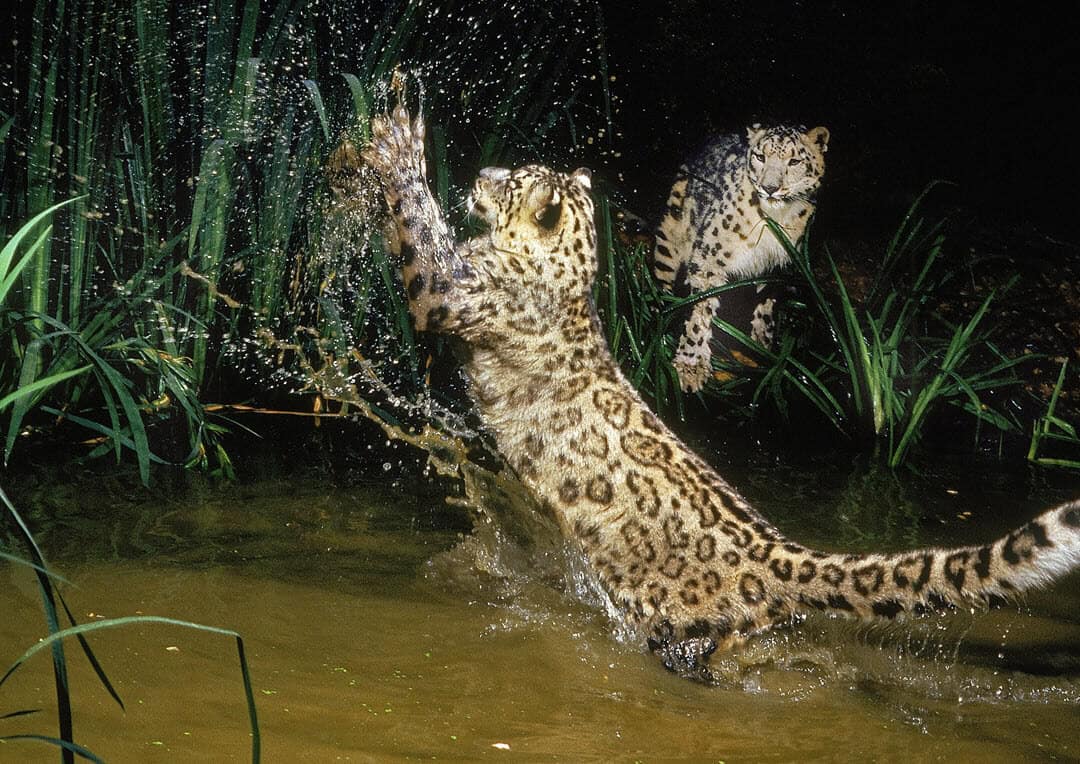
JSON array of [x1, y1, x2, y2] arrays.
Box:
[[2, 484, 125, 720], [0, 617, 260, 764], [341, 73, 370, 142], [0, 552, 73, 586], [54, 591, 126, 713], [0, 365, 91, 413], [302, 79, 331, 142], [1, 485, 74, 762], [0, 734, 104, 763], [0, 709, 41, 720]]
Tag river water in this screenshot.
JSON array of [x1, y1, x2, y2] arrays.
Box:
[[2, 450, 1078, 762]]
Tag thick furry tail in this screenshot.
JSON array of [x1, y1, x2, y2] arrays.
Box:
[[789, 499, 1080, 620], [652, 170, 692, 295]]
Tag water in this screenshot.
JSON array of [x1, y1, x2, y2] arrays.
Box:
[[3, 461, 1078, 761]]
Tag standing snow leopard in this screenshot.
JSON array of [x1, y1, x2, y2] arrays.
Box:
[[653, 124, 829, 392]]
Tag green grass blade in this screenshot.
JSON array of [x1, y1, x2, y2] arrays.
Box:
[[0, 616, 260, 763], [0, 709, 41, 720], [0, 224, 51, 303], [0, 552, 73, 586], [341, 73, 370, 142], [39, 406, 170, 466], [2, 487, 126, 715], [0, 197, 84, 305], [0, 364, 91, 412], [302, 79, 331, 143], [825, 249, 873, 425], [4, 337, 45, 464], [74, 344, 153, 482], [1029, 359, 1077, 464], [53, 588, 127, 713], [1031, 457, 1080, 469], [889, 290, 996, 466], [2, 308, 165, 479], [0, 484, 73, 761], [0, 735, 104, 763], [186, 139, 229, 261], [1044, 415, 1078, 438], [713, 319, 846, 431]]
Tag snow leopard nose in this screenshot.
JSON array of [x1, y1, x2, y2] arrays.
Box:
[[479, 167, 511, 182], [761, 181, 780, 195]]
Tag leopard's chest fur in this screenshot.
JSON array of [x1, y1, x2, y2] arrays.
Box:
[[654, 127, 827, 291], [457, 278, 772, 640]]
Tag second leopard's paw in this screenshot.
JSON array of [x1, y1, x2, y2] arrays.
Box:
[[673, 351, 712, 393]]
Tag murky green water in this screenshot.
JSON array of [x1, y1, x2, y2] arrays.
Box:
[[3, 462, 1079, 762]]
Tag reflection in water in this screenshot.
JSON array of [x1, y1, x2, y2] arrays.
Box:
[[2, 471, 1078, 760]]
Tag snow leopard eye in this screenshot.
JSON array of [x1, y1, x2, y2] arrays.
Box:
[[751, 151, 765, 163]]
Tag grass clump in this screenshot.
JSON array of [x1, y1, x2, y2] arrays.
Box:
[[2, 0, 611, 482], [770, 183, 1030, 466], [598, 184, 1040, 468]]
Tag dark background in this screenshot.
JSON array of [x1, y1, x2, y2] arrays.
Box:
[[599, 1, 1078, 242], [7, 1, 1077, 241]]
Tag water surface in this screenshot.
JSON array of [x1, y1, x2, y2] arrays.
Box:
[[2, 466, 1079, 761]]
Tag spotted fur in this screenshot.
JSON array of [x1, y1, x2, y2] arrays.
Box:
[[363, 101, 1080, 681], [653, 124, 829, 392]]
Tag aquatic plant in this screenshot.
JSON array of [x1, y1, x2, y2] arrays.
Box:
[[2, 0, 609, 480], [1028, 359, 1080, 469], [0, 200, 92, 414], [771, 184, 1031, 465], [592, 196, 686, 415], [0, 199, 220, 485], [0, 485, 260, 762]]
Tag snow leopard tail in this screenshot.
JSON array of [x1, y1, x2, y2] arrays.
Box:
[[652, 168, 693, 296], [784, 499, 1080, 622]]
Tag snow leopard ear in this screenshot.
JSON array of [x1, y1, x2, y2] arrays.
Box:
[[571, 167, 592, 190], [807, 126, 830, 152], [532, 184, 562, 229], [747, 124, 767, 142]]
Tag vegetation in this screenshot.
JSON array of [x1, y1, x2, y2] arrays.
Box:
[[1028, 359, 1080, 469], [0, 7, 610, 749], [761, 184, 1031, 466], [593, 196, 685, 416], [2, 2, 1075, 760], [596, 185, 1054, 468], [1, 0, 609, 483]]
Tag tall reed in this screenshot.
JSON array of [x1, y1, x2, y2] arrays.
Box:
[[2, 0, 613, 480]]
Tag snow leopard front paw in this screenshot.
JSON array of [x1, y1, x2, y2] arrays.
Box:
[[363, 102, 427, 188], [673, 348, 713, 393]]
